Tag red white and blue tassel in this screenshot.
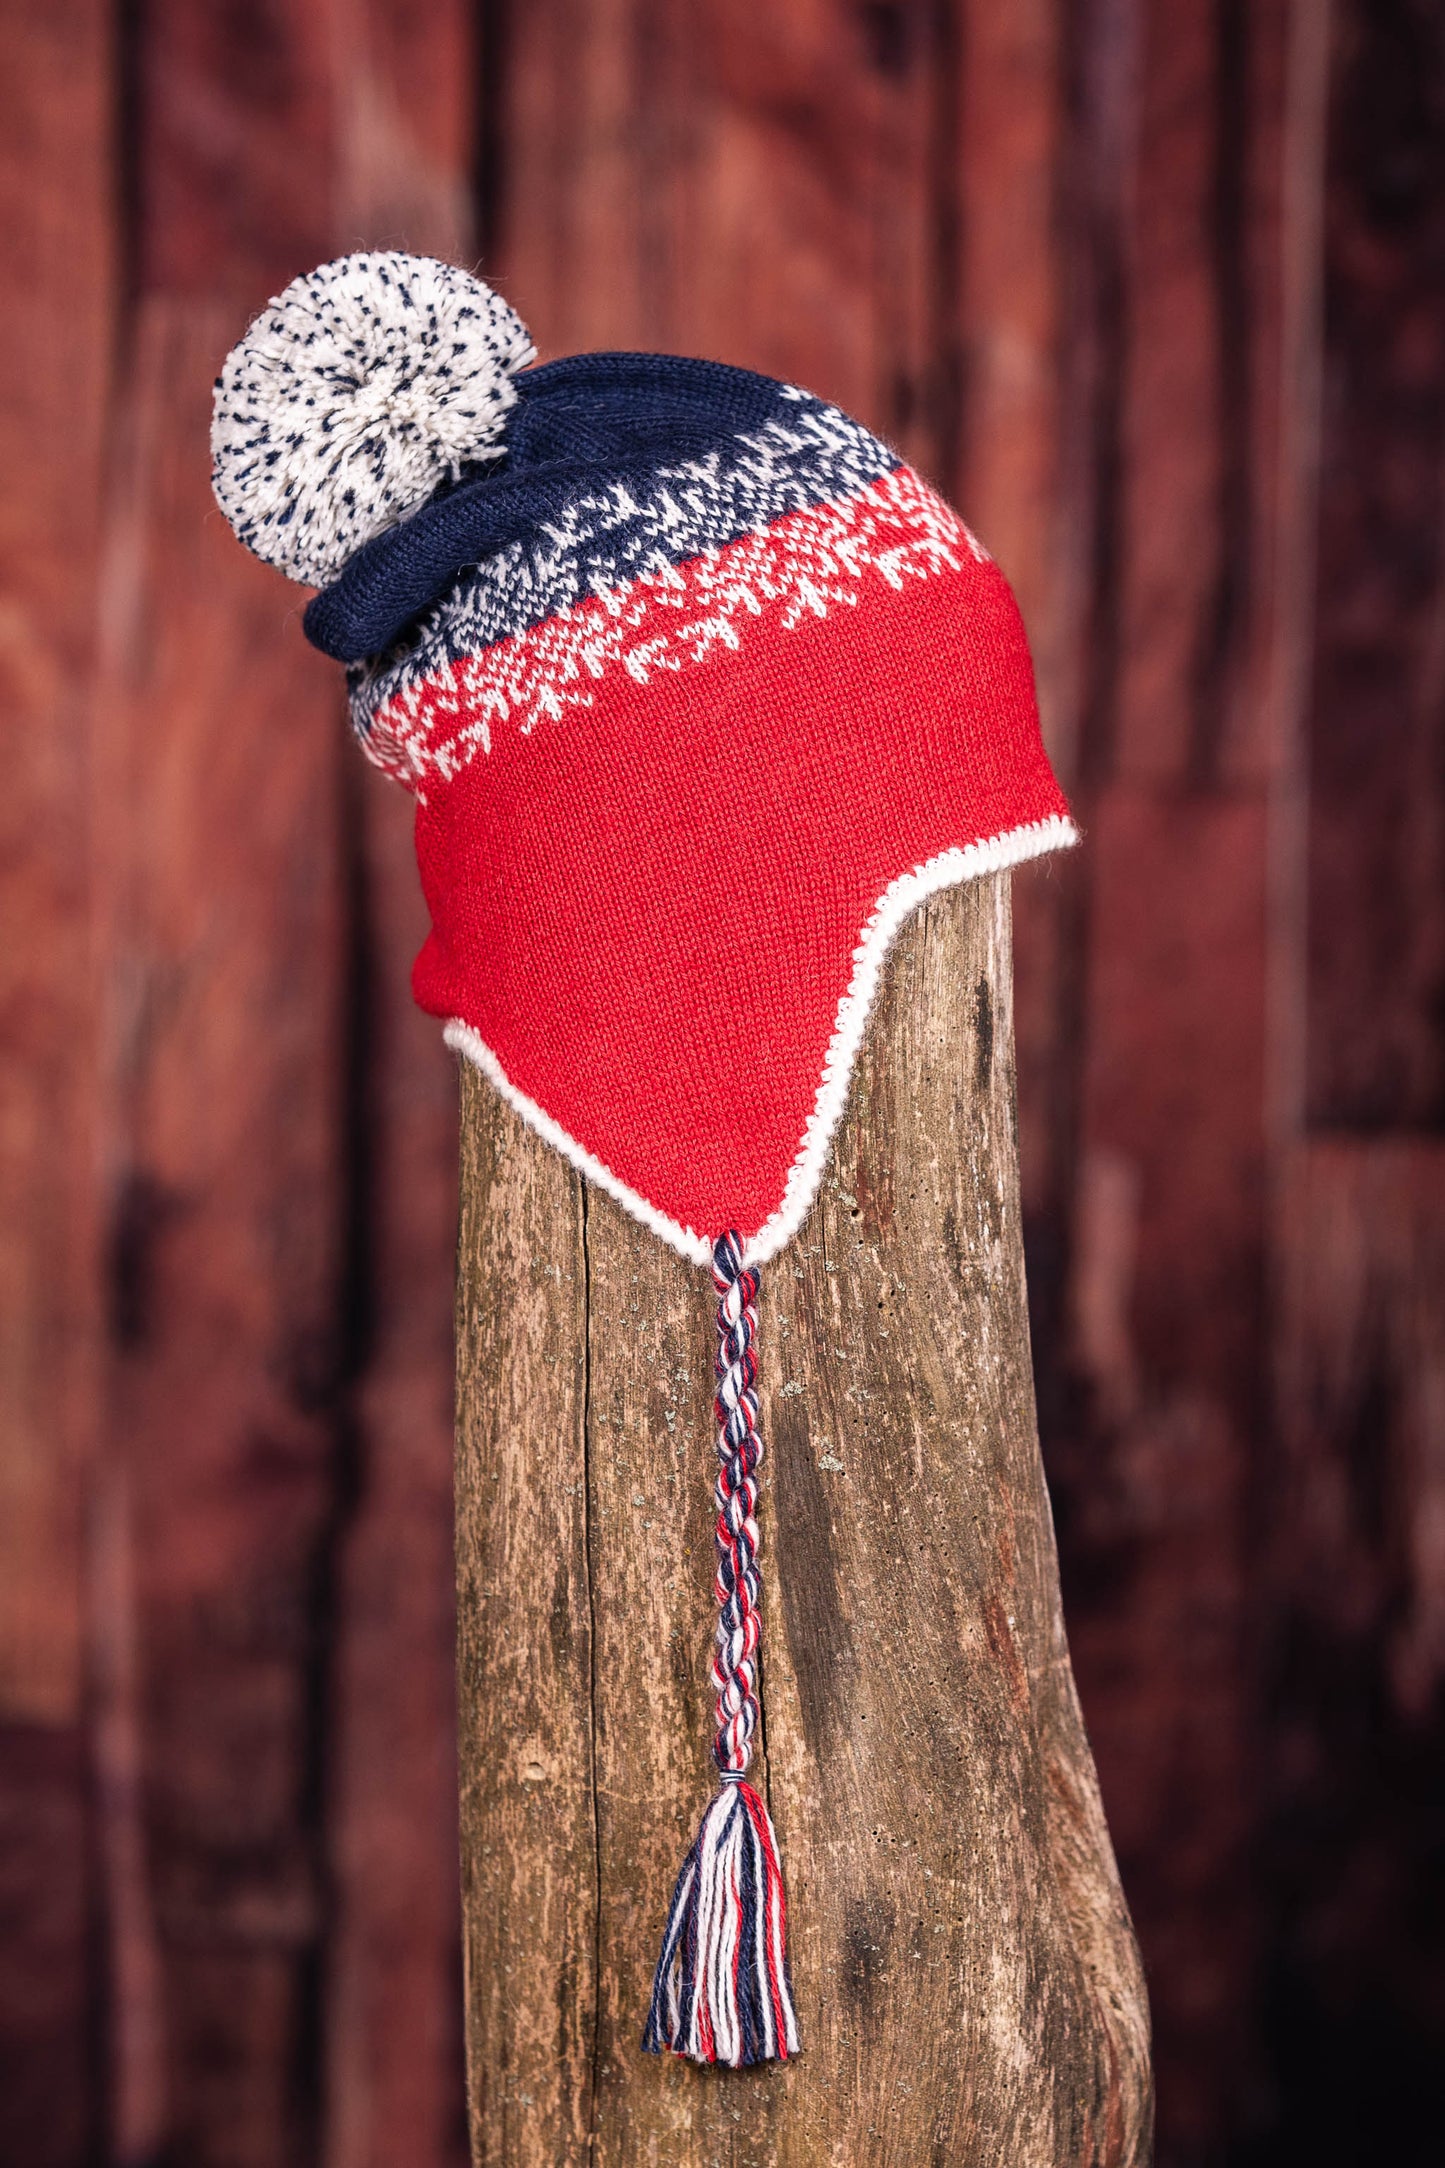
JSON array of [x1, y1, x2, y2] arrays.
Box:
[[642, 1231, 801, 2067]]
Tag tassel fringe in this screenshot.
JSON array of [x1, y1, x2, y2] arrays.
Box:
[[642, 1775, 799, 2067]]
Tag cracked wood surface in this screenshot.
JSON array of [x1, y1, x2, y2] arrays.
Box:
[[454, 872, 1151, 2165]]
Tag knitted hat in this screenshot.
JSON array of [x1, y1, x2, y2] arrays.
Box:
[[213, 250, 1076, 2068]]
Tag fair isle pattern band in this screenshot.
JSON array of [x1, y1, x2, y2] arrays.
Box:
[[357, 466, 985, 791], [346, 390, 899, 757], [443, 811, 1078, 1270]]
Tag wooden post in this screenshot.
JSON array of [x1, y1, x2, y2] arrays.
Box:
[[454, 873, 1152, 2165]]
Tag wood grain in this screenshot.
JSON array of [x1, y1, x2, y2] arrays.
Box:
[[322, 9, 475, 2163], [1305, 0, 1445, 1130], [454, 1085, 596, 2158], [101, 0, 352, 2150], [455, 874, 1151, 2164], [1029, 5, 1306, 2148], [95, 298, 346, 2168], [1261, 1140, 1445, 2151], [0, 0, 113, 2156], [0, 0, 112, 1728]]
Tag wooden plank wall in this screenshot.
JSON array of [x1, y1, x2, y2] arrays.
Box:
[[1261, 1, 1445, 2158], [3, 5, 474, 2166], [0, 6, 113, 2162], [0, 1, 1440, 2165]]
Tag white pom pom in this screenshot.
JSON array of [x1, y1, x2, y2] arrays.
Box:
[[211, 251, 535, 588]]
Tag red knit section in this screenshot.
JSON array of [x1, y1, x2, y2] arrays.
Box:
[[409, 517, 1066, 1244], [363, 466, 983, 790]]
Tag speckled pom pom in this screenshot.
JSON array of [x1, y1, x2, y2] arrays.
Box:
[[211, 252, 535, 588]]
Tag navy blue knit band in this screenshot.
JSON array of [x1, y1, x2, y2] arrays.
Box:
[[305, 353, 895, 666]]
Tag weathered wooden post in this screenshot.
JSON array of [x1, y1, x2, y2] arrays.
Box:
[[206, 246, 1151, 2167], [455, 874, 1152, 2164]]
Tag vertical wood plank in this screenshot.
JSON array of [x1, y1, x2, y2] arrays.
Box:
[[1262, 1142, 1445, 2155], [0, 1729, 97, 2165], [0, 0, 112, 1731], [1062, 789, 1267, 2157], [499, 0, 659, 351], [323, 7, 475, 2162], [95, 297, 346, 2168], [501, 0, 886, 407], [102, 7, 346, 2151], [1028, 7, 1322, 2154], [681, 2, 883, 410], [947, 0, 1078, 1303], [322, 764, 469, 2168], [454, 1080, 597, 2161], [957, 0, 1069, 723], [136, 0, 335, 297], [1113, 0, 1228, 786], [0, 1, 114, 2158], [1304, 0, 1445, 1129], [1251, 5, 1445, 2156], [864, 0, 950, 477]]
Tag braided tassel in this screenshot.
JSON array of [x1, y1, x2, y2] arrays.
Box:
[[642, 1231, 800, 2067]]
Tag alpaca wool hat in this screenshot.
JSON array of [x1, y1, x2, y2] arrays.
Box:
[[213, 249, 1075, 2067]]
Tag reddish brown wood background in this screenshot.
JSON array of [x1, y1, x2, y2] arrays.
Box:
[[2, 2, 1441, 2164]]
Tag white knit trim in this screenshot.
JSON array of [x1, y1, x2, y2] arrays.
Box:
[[444, 811, 1077, 1269], [443, 1022, 715, 1265], [361, 467, 981, 792]]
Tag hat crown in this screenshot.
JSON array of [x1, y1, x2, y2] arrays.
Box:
[[211, 251, 535, 588]]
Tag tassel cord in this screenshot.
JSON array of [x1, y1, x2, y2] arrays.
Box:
[[642, 1231, 801, 2066]]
